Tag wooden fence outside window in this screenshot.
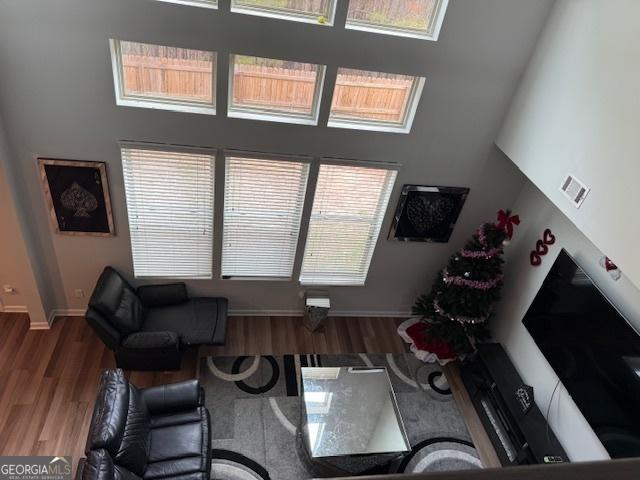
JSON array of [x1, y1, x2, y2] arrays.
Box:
[[122, 56, 413, 121]]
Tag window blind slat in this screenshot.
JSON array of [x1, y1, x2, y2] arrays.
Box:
[[222, 156, 309, 278], [121, 147, 215, 278], [299, 164, 397, 286]]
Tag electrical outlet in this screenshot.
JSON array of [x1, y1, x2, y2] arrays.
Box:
[[3, 285, 16, 294], [74, 289, 85, 298]]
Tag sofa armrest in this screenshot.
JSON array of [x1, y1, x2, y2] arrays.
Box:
[[121, 331, 179, 349], [81, 449, 113, 480], [86, 308, 121, 351], [141, 379, 203, 414], [137, 283, 188, 307], [76, 457, 86, 480]]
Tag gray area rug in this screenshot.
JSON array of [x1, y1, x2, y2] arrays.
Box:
[[200, 354, 481, 479]]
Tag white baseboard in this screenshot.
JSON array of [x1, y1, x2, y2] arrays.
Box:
[[0, 305, 53, 330], [332, 310, 411, 318], [22, 307, 408, 325], [228, 309, 303, 317], [48, 308, 86, 324], [6, 304, 409, 330], [228, 309, 411, 318], [29, 321, 51, 330], [0, 305, 29, 313]]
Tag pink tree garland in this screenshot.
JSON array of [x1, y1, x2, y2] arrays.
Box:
[[442, 268, 503, 290]]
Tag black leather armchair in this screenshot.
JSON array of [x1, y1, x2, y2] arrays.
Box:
[[79, 369, 211, 480], [85, 267, 227, 370]]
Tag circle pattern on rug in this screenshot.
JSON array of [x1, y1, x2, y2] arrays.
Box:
[[207, 356, 260, 382], [211, 450, 270, 480], [268, 397, 297, 435], [397, 438, 481, 473], [414, 364, 451, 400], [232, 356, 280, 395], [386, 353, 422, 389], [428, 371, 452, 395]]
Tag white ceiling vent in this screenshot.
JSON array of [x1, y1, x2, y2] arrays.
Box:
[[560, 174, 590, 208]]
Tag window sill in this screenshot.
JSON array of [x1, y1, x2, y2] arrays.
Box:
[[327, 119, 411, 134], [154, 0, 218, 9], [344, 23, 438, 41], [300, 280, 366, 287], [221, 275, 292, 281], [228, 109, 318, 126], [230, 5, 333, 26], [134, 275, 213, 280], [116, 97, 216, 116]]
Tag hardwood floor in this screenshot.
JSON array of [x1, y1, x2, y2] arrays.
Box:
[[202, 315, 409, 356], [0, 313, 406, 473], [0, 313, 196, 474], [0, 312, 499, 476]]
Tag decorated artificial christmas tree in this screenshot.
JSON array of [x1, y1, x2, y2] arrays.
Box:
[[410, 210, 520, 359]]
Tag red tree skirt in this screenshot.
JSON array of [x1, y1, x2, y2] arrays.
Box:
[[397, 318, 457, 365]]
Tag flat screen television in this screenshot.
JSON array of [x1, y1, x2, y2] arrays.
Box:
[[523, 249, 640, 458]]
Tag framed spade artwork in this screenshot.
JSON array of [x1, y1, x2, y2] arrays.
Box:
[[38, 158, 115, 236], [389, 185, 469, 242]]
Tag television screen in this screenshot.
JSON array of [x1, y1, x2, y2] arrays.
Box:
[[523, 249, 640, 458]]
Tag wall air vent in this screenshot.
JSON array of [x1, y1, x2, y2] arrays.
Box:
[[560, 174, 590, 208]]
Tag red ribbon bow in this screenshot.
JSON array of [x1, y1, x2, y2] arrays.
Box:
[[496, 209, 520, 239]]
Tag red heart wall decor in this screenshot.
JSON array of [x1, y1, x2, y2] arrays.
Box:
[[530, 251, 542, 266], [535, 239, 549, 256], [530, 229, 556, 266]]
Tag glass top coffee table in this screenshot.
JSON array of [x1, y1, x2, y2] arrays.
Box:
[[300, 366, 410, 463]]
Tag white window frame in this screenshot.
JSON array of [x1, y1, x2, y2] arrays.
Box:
[[327, 74, 425, 134], [231, 0, 337, 26], [221, 150, 311, 280], [345, 0, 449, 41], [299, 161, 398, 286], [109, 39, 217, 116], [154, 0, 218, 8], [120, 143, 216, 279], [227, 54, 326, 126]]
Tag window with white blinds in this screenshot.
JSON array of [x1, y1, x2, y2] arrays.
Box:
[[300, 164, 397, 286], [121, 147, 215, 278], [222, 155, 310, 278]]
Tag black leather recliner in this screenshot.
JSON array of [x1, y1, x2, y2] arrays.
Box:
[[80, 369, 211, 480], [86, 267, 228, 370]]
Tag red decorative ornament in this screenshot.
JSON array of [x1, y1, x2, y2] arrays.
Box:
[[530, 251, 542, 266], [496, 209, 520, 240], [600, 256, 621, 281], [604, 257, 617, 272], [535, 239, 549, 256], [530, 228, 556, 266]]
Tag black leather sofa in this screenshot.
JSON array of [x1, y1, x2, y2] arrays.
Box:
[[80, 369, 211, 480], [86, 267, 228, 370]]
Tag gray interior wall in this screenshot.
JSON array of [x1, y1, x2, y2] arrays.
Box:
[[491, 179, 640, 461], [0, 0, 553, 315], [0, 115, 53, 325], [496, 0, 640, 288]]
